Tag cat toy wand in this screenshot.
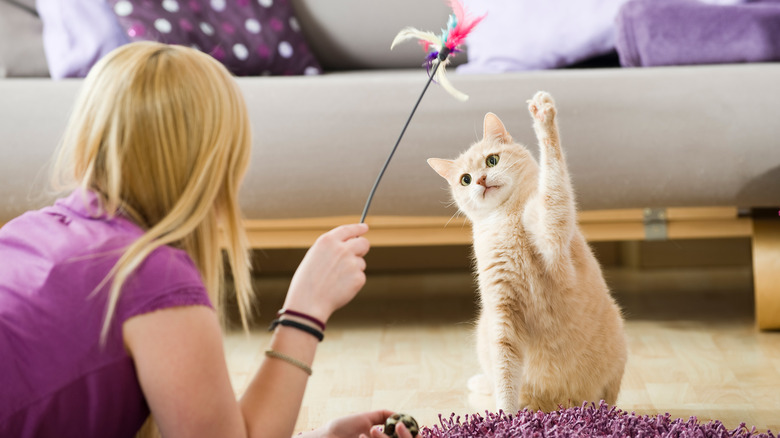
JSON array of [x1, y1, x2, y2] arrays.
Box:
[[359, 0, 485, 223]]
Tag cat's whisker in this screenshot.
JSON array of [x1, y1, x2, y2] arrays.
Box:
[[445, 210, 465, 229], [492, 158, 523, 179]]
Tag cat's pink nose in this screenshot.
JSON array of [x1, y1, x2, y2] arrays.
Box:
[[476, 175, 487, 187]]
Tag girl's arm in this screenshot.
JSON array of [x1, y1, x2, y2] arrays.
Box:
[[125, 305, 249, 438], [124, 224, 406, 438]]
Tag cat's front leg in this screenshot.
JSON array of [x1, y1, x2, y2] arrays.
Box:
[[528, 91, 562, 160], [468, 312, 495, 395], [486, 321, 523, 414], [491, 349, 522, 414], [523, 92, 576, 270]]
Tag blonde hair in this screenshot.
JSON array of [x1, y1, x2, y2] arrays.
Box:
[[53, 41, 254, 340]]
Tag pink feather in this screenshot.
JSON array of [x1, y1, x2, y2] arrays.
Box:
[[444, 0, 486, 51], [449, 0, 466, 23]]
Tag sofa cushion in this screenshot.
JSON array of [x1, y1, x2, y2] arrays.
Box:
[[2, 65, 779, 222], [457, 0, 629, 73], [36, 0, 130, 79], [0, 0, 49, 77], [107, 0, 322, 76], [226, 65, 780, 219], [36, 0, 320, 78]]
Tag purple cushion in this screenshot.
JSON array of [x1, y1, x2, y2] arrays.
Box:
[[456, 0, 629, 73], [615, 0, 780, 67], [107, 0, 322, 76], [37, 0, 130, 79]]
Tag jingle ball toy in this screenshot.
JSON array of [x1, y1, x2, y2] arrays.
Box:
[[384, 413, 420, 438]]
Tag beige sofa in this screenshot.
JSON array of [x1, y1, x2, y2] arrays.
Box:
[[1, 0, 779, 328]]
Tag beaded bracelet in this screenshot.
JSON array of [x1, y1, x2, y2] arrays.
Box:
[[268, 318, 324, 342], [276, 308, 327, 332], [265, 350, 312, 376]]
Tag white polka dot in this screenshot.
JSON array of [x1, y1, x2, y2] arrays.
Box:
[[289, 17, 300, 32], [258, 0, 273, 7], [233, 44, 249, 60], [211, 0, 226, 11], [154, 18, 172, 34], [162, 0, 179, 12], [114, 0, 133, 16], [191, 44, 201, 51], [200, 22, 215, 36], [245, 18, 261, 33], [278, 41, 293, 58], [304, 66, 319, 75]]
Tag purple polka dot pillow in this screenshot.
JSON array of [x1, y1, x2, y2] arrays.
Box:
[[108, 0, 322, 76]]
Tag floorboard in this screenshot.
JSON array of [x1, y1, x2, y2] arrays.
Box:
[[224, 266, 780, 434]]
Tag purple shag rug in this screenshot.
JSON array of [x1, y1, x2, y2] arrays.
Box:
[[420, 402, 776, 438]]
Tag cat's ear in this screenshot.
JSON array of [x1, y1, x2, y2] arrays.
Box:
[[483, 112, 512, 144], [427, 158, 455, 180]]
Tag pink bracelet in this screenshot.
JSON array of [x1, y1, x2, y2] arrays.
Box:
[[276, 308, 326, 332]]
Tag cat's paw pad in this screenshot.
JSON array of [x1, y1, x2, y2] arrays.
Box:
[[527, 91, 556, 124], [467, 374, 493, 395]]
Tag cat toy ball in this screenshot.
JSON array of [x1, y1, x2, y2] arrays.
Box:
[[384, 413, 420, 438], [359, 0, 486, 223]]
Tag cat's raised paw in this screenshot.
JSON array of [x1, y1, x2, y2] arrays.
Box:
[[527, 91, 556, 125], [467, 374, 494, 395]]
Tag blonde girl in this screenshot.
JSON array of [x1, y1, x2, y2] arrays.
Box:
[[0, 41, 414, 438]]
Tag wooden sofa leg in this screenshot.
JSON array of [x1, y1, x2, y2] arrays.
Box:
[[752, 218, 780, 330]]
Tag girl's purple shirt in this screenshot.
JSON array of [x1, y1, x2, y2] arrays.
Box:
[[0, 189, 213, 437]]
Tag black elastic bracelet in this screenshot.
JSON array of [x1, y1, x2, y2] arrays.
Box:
[[276, 308, 326, 332], [268, 318, 324, 342]]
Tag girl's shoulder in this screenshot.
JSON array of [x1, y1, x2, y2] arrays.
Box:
[[0, 189, 213, 321]]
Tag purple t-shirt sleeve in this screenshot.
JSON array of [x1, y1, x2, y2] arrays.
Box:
[[124, 286, 212, 320], [115, 244, 214, 324]]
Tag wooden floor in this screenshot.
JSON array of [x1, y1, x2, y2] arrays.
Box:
[[224, 266, 780, 434]]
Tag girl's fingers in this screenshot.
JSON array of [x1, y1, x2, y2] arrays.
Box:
[[348, 236, 371, 257], [363, 409, 395, 425], [330, 223, 369, 241]]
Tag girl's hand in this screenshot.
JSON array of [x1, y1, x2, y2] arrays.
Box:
[[306, 410, 418, 438], [283, 223, 370, 324]]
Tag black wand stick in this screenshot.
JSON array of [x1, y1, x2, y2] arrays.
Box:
[[359, 51, 448, 223]]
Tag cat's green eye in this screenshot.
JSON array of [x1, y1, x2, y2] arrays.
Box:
[[460, 174, 472, 186], [486, 154, 500, 167]]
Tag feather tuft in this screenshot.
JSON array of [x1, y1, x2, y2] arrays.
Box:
[[443, 0, 486, 50], [390, 0, 484, 101], [391, 28, 441, 51], [448, 0, 466, 24], [434, 60, 468, 101]]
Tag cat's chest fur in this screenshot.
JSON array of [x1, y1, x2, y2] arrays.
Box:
[[471, 212, 551, 321]]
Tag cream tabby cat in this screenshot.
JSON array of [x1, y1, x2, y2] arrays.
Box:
[[428, 92, 627, 414]]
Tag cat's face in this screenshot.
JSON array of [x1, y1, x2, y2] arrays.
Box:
[[428, 113, 538, 221]]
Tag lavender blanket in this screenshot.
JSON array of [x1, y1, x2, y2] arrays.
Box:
[[616, 0, 780, 67]]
